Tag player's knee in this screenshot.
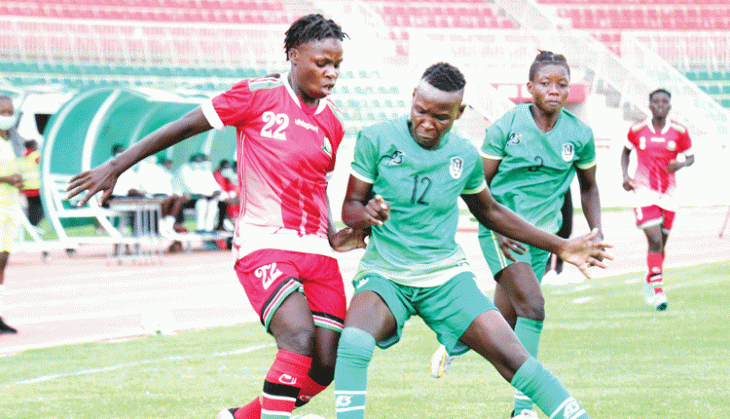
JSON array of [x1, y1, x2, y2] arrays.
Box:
[[276, 327, 317, 356], [513, 298, 545, 321]]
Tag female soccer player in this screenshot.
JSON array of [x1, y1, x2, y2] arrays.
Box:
[[333, 62, 610, 419], [66, 14, 365, 419], [430, 51, 605, 419], [620, 89, 694, 311]]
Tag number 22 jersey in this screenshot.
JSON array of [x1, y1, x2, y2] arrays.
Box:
[[202, 75, 345, 260]]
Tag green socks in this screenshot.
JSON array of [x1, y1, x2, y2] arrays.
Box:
[[513, 317, 544, 414], [334, 327, 375, 419], [511, 357, 589, 419]]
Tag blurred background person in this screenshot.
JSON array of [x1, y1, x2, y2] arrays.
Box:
[[0, 94, 23, 334], [19, 139, 43, 228], [173, 153, 221, 234]]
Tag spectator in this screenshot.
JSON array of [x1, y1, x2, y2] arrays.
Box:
[[19, 139, 43, 227], [135, 155, 189, 238], [0, 94, 23, 334], [213, 159, 239, 231], [173, 153, 222, 234]]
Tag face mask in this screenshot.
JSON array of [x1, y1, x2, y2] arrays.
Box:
[[0, 114, 17, 130]]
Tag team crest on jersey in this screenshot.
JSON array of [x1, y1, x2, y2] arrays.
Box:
[[667, 140, 676, 151], [386, 150, 404, 166], [449, 156, 464, 179], [561, 143, 574, 162], [321, 136, 332, 157], [507, 132, 522, 145]]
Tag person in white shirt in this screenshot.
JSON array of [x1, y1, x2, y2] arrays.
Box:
[[172, 153, 221, 233]]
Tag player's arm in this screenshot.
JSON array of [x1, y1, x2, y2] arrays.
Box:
[[620, 146, 634, 191], [666, 153, 694, 174], [480, 156, 527, 260], [576, 165, 603, 242], [327, 190, 367, 252], [462, 188, 611, 276], [342, 175, 390, 230], [67, 108, 212, 205]]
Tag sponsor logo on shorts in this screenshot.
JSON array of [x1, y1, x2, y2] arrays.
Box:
[[356, 277, 369, 289]]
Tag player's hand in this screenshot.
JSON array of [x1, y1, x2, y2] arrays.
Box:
[[496, 233, 526, 263], [330, 227, 368, 252], [363, 195, 390, 226], [4, 173, 24, 189], [558, 228, 613, 278], [666, 159, 683, 174], [66, 163, 119, 206], [622, 176, 634, 191]]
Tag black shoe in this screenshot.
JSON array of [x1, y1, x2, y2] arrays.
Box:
[[0, 317, 17, 334]]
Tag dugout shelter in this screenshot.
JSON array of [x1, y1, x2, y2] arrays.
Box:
[[40, 86, 237, 250]]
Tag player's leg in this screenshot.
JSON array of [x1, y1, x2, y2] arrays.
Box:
[[0, 214, 19, 334], [335, 275, 402, 419], [635, 206, 667, 309], [720, 205, 730, 238], [460, 312, 590, 419], [295, 255, 347, 410], [493, 263, 547, 416], [222, 251, 320, 419]]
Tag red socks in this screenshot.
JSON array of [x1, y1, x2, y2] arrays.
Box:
[[647, 252, 663, 294], [296, 375, 328, 407]]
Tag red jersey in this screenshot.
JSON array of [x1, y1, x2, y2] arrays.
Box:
[[626, 119, 693, 209], [202, 75, 345, 259]]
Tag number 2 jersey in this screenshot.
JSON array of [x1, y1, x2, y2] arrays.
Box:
[[625, 118, 693, 211], [480, 105, 596, 234], [201, 75, 345, 260], [350, 117, 486, 287]]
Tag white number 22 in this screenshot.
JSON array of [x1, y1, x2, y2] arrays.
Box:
[[255, 263, 283, 290], [260, 111, 289, 141]]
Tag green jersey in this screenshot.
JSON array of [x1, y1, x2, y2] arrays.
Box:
[[351, 117, 486, 287], [480, 105, 596, 233]]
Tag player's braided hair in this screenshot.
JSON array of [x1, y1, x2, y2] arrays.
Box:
[[649, 88, 671, 100], [421, 62, 466, 92], [528, 50, 571, 81], [284, 14, 348, 60]]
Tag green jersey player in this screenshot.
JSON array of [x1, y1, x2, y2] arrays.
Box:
[[333, 62, 610, 419], [431, 51, 605, 419]]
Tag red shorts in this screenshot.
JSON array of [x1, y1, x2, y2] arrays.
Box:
[[235, 249, 346, 333], [634, 205, 675, 232]]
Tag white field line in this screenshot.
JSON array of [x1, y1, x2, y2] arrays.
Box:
[[3, 343, 274, 387]]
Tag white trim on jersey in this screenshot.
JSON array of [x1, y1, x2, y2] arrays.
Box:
[[350, 168, 374, 184], [201, 99, 225, 131], [281, 72, 331, 115]]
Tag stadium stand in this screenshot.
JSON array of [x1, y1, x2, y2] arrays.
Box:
[[533, 0, 730, 109]]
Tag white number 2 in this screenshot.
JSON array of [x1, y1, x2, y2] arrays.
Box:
[[255, 263, 283, 290], [260, 111, 289, 141]]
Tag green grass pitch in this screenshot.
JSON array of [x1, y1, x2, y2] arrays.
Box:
[[2, 261, 728, 418]]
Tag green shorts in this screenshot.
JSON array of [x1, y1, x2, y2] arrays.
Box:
[[478, 227, 551, 283], [352, 271, 497, 356]]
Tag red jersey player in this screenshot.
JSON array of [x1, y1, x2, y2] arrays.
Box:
[[67, 14, 366, 419], [621, 88, 695, 311]]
